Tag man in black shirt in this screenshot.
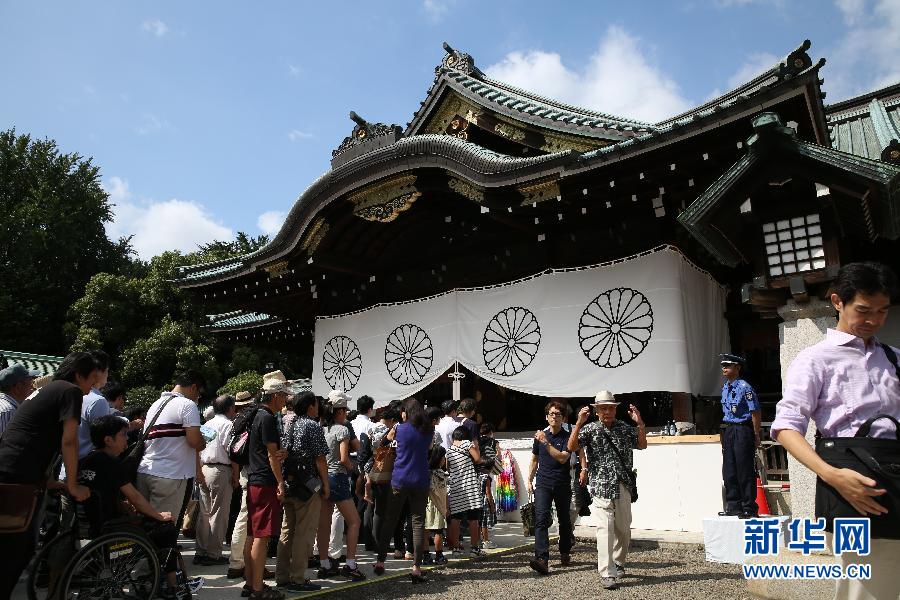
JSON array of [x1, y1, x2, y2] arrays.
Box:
[[527, 400, 573, 575], [244, 375, 289, 600], [0, 352, 97, 599]]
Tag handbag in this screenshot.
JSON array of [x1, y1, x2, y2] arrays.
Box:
[[370, 444, 396, 484], [181, 498, 199, 538], [121, 393, 178, 481], [0, 482, 42, 534], [519, 493, 554, 537], [599, 427, 638, 502], [815, 414, 900, 540]]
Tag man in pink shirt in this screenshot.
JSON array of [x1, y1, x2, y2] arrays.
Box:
[[773, 261, 900, 600]]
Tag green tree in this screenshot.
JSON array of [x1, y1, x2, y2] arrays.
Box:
[[0, 129, 135, 353], [119, 316, 219, 389], [217, 370, 263, 398]]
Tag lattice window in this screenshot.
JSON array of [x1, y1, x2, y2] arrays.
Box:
[[763, 214, 825, 277]]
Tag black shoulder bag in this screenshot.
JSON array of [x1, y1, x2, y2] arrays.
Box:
[[599, 427, 638, 503], [815, 343, 900, 540]]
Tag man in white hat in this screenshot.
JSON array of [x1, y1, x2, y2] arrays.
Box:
[[243, 371, 291, 598], [567, 391, 646, 591], [228, 390, 273, 580]]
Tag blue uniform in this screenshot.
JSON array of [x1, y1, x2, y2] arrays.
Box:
[[720, 377, 760, 515], [720, 379, 759, 424]]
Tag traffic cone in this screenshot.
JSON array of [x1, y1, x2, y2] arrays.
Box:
[[755, 477, 771, 515]]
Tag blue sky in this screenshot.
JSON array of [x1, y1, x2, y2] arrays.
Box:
[[3, 1, 898, 259]]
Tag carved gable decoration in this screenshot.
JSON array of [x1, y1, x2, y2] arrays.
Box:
[[263, 260, 290, 278], [349, 175, 421, 223], [439, 42, 482, 77], [518, 178, 560, 205], [331, 112, 402, 169], [448, 176, 484, 203], [301, 217, 329, 253]]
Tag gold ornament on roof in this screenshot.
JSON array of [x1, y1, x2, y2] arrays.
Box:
[[349, 175, 421, 223]]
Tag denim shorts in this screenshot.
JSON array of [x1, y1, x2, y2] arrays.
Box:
[[328, 473, 352, 502]]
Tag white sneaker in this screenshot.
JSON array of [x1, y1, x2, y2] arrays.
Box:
[[483, 541, 497, 549], [469, 547, 486, 558]]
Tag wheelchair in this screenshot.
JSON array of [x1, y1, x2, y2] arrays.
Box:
[[27, 491, 191, 600]]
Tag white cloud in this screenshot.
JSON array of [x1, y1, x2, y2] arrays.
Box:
[[422, 0, 449, 21], [135, 113, 171, 135], [141, 19, 169, 37], [835, 0, 865, 24], [257, 211, 286, 236], [827, 0, 900, 100], [288, 64, 302, 78], [103, 177, 233, 259], [484, 26, 692, 123], [287, 129, 314, 141], [727, 52, 779, 87]]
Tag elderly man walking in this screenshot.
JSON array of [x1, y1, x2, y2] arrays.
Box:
[[194, 394, 239, 565], [567, 391, 646, 591]]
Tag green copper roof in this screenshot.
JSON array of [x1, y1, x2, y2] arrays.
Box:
[[204, 311, 281, 331], [679, 112, 900, 266], [0, 350, 64, 376], [827, 82, 900, 163]]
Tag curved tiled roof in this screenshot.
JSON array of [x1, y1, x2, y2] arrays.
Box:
[[581, 41, 826, 162], [204, 311, 281, 330], [429, 70, 653, 138], [826, 82, 900, 162], [178, 135, 577, 283], [0, 350, 64, 376], [178, 40, 827, 287]]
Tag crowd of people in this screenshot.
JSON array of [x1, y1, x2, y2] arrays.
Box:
[[0, 352, 649, 599], [1, 261, 894, 600]]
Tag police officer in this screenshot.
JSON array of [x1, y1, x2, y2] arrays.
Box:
[[717, 353, 762, 518]]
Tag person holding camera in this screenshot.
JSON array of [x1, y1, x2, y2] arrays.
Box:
[[274, 391, 329, 592], [567, 391, 646, 591]]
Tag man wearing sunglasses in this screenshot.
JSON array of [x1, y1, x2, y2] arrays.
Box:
[[527, 400, 574, 575]]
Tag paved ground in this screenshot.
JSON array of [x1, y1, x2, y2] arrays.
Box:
[[15, 523, 750, 599], [319, 542, 750, 600]]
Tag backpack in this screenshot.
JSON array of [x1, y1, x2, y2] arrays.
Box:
[[228, 404, 260, 466], [357, 432, 373, 472]]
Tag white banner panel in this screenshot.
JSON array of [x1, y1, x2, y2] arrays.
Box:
[[312, 247, 728, 408]]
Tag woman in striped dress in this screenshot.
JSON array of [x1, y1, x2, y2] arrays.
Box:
[[446, 425, 484, 556]]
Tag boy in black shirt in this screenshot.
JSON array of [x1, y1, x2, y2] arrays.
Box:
[[81, 415, 193, 598]]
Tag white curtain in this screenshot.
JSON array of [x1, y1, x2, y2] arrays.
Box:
[[312, 247, 729, 408]]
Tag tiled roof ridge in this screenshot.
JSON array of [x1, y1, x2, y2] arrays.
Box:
[[657, 39, 823, 127], [0, 349, 65, 362], [825, 80, 900, 115], [204, 311, 280, 330], [467, 71, 653, 129]]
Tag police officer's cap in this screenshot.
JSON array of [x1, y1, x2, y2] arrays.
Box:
[[719, 353, 746, 366]]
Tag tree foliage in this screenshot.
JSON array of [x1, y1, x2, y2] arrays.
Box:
[[217, 370, 263, 398], [0, 129, 134, 353], [66, 233, 277, 392]]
